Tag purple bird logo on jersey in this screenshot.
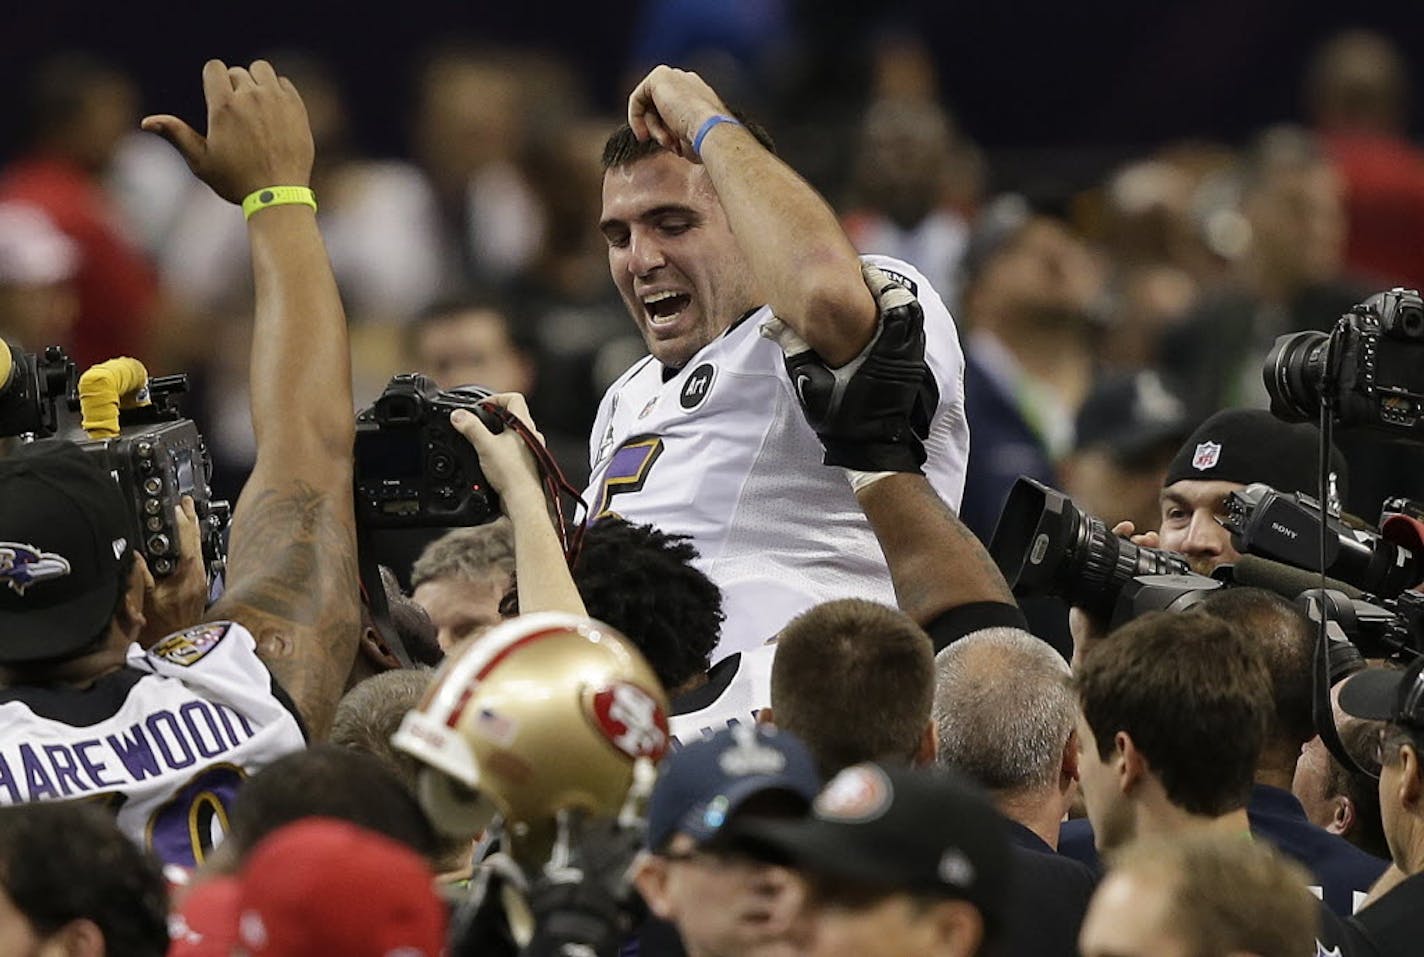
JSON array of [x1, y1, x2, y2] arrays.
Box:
[[0, 542, 72, 595]]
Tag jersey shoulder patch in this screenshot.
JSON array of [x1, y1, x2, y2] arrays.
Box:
[[149, 621, 233, 667]]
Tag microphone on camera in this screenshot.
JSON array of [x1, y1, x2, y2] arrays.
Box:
[[1230, 554, 1365, 602]]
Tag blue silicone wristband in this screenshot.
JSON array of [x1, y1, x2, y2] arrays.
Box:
[[692, 114, 743, 156]]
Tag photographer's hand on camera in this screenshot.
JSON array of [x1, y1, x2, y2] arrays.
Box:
[[141, 60, 313, 204], [450, 395, 587, 617], [138, 496, 208, 646], [1068, 520, 1159, 667], [450, 396, 544, 515]]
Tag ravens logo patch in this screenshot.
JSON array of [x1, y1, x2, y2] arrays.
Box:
[[150, 622, 232, 667]]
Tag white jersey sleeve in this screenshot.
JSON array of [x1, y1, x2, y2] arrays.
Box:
[[0, 620, 306, 868]]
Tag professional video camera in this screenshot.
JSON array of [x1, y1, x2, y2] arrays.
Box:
[[1222, 484, 1423, 598], [990, 475, 1424, 653], [0, 343, 228, 581], [988, 476, 1196, 622], [0, 342, 72, 438], [353, 374, 502, 529], [1265, 287, 1424, 443]]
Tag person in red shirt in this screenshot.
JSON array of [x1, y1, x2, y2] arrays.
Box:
[[0, 53, 158, 368], [1308, 29, 1424, 290]]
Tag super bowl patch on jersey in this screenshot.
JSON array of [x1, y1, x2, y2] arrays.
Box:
[[151, 622, 232, 667]]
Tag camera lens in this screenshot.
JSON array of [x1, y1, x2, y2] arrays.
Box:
[[1263, 331, 1329, 422], [1066, 516, 1191, 618], [990, 477, 1191, 619]]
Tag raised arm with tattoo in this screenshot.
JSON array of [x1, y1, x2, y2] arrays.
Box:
[[143, 60, 360, 739], [626, 66, 876, 366]]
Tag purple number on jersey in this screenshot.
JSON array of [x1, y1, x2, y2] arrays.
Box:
[[145, 763, 246, 868], [590, 435, 665, 520]]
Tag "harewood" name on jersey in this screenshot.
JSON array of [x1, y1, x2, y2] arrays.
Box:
[[0, 698, 257, 802]]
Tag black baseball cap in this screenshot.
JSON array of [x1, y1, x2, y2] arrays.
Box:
[[727, 763, 1012, 928], [1163, 408, 1349, 506], [1338, 657, 1424, 727], [0, 440, 132, 663], [1073, 371, 1193, 466]]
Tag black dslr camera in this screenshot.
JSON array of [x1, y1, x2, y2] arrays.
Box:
[[353, 374, 501, 528], [1266, 287, 1424, 442], [0, 342, 229, 580]]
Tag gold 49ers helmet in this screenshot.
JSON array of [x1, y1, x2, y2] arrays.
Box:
[[393, 611, 670, 852]]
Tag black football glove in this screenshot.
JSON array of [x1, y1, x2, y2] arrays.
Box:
[[521, 815, 644, 957], [762, 262, 937, 474]]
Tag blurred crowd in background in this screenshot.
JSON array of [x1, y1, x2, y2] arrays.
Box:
[[2, 11, 1423, 524]]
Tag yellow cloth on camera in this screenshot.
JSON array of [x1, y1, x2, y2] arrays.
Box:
[[80, 357, 152, 438]]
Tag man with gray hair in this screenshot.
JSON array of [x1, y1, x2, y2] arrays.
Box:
[[934, 627, 1095, 957]]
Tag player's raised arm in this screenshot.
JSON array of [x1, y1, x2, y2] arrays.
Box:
[[627, 66, 876, 367], [765, 268, 1024, 648], [144, 59, 360, 740]]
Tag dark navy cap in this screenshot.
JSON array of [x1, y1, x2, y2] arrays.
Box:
[[645, 724, 820, 852], [1339, 658, 1424, 727], [0, 440, 132, 663]]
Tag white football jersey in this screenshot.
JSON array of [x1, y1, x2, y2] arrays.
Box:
[[0, 621, 305, 867], [668, 643, 776, 746], [585, 255, 969, 657]]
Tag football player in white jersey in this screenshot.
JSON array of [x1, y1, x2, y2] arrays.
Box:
[[0, 60, 361, 868], [450, 261, 1026, 751], [587, 66, 970, 657]]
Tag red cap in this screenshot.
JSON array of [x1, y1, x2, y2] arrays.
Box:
[[168, 878, 242, 957], [1382, 513, 1424, 557], [233, 818, 446, 957]]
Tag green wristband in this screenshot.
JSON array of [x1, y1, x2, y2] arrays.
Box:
[[242, 186, 317, 220]]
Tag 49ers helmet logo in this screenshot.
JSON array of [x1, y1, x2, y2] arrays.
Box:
[[590, 681, 670, 761]]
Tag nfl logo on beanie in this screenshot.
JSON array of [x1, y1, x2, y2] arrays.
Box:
[[1191, 441, 1222, 471]]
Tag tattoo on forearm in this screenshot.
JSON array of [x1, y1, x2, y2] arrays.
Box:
[[209, 480, 360, 735]]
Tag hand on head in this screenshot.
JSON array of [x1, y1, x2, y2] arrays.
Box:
[[627, 65, 733, 160]]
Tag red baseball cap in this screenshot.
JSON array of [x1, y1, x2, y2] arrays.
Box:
[[232, 818, 446, 957], [169, 878, 242, 957]]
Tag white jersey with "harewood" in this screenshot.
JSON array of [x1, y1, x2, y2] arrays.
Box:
[[0, 620, 306, 867]]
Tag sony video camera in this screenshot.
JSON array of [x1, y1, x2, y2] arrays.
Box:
[[1222, 484, 1423, 599], [0, 342, 229, 581], [1265, 287, 1424, 443], [353, 374, 502, 529]]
